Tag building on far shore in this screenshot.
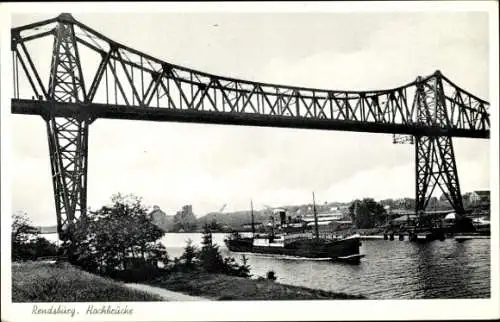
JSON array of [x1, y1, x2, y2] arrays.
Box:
[[305, 220, 353, 233], [241, 222, 264, 231], [469, 190, 490, 204]]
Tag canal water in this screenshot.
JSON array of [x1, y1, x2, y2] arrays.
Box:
[[41, 232, 490, 299], [161, 233, 491, 299]]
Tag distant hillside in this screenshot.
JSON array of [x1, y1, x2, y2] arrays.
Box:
[[199, 210, 269, 229]]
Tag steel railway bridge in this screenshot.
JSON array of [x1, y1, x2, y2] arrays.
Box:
[[11, 14, 490, 241]]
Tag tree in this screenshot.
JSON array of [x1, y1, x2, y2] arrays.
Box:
[[400, 198, 416, 210], [12, 212, 38, 260], [227, 254, 251, 278], [266, 270, 277, 281], [426, 196, 439, 211], [70, 193, 168, 274], [179, 238, 198, 270], [198, 224, 225, 273], [26, 237, 60, 259], [462, 192, 472, 210], [208, 218, 222, 232], [348, 198, 387, 229], [12, 212, 37, 245], [172, 205, 198, 232], [11, 212, 60, 261], [348, 199, 361, 222], [195, 224, 251, 277], [354, 201, 374, 229]]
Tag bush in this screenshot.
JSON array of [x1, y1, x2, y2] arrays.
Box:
[[198, 225, 251, 277], [107, 266, 169, 283], [180, 239, 198, 270], [169, 226, 251, 278], [69, 194, 168, 278], [11, 212, 60, 261], [223, 255, 251, 278], [198, 237, 225, 273], [13, 236, 60, 261], [267, 270, 277, 281]]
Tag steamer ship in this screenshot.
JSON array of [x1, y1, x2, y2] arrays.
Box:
[[224, 194, 363, 263]]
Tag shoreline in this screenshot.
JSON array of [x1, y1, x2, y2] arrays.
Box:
[[145, 271, 366, 300]]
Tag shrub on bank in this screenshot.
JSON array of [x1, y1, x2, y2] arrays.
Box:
[[13, 236, 60, 261], [168, 226, 251, 278], [105, 265, 169, 283], [62, 194, 169, 282], [90, 225, 252, 283], [266, 270, 277, 281], [11, 212, 60, 261]]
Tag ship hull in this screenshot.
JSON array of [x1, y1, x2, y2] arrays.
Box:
[[224, 236, 362, 263], [224, 237, 253, 252]]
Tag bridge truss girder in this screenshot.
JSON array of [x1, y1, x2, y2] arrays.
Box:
[[11, 14, 490, 136]]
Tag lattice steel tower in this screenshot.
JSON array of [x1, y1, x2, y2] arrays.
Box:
[[45, 14, 90, 241], [413, 73, 464, 216], [394, 73, 466, 216]]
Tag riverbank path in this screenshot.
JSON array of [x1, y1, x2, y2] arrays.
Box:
[[125, 283, 212, 301]]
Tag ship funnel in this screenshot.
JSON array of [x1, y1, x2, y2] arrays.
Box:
[[279, 210, 286, 225], [272, 208, 287, 225]]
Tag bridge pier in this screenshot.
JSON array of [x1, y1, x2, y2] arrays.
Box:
[[415, 135, 464, 217], [45, 16, 90, 241], [413, 73, 464, 220], [43, 115, 90, 241]]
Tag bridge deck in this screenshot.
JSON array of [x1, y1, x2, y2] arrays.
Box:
[[11, 99, 490, 138]]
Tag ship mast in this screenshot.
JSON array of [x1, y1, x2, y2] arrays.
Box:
[[312, 192, 319, 240], [250, 199, 255, 237]]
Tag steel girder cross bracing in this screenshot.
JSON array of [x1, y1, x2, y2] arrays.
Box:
[[413, 73, 464, 216], [45, 15, 90, 241]]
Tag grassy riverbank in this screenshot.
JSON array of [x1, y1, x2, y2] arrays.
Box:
[[12, 262, 163, 302], [148, 272, 366, 300], [12, 261, 365, 301]]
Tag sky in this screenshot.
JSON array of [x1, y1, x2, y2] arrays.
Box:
[[8, 10, 491, 226]]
